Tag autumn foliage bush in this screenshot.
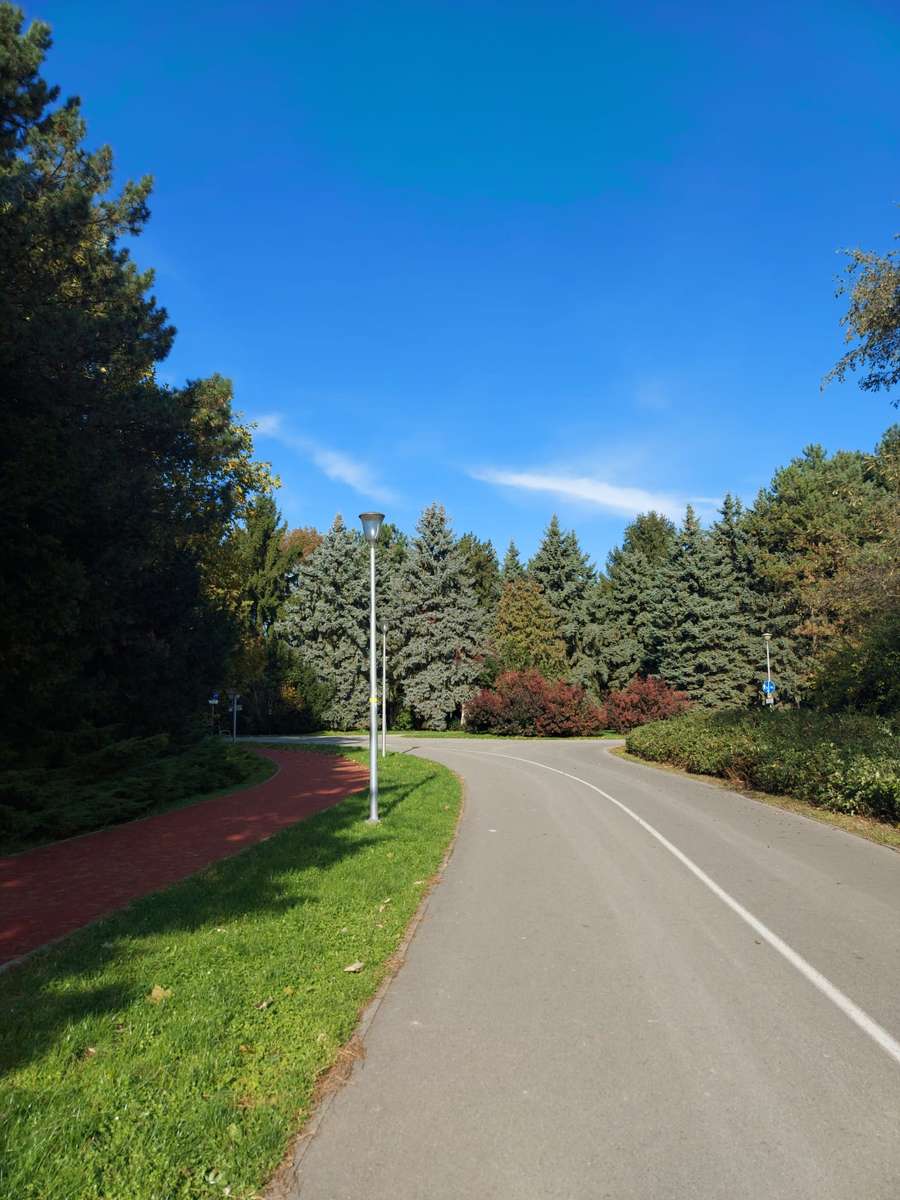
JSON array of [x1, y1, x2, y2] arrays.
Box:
[[465, 670, 605, 737], [603, 676, 691, 733]]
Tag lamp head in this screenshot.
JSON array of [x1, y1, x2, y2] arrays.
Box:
[[359, 512, 385, 545]]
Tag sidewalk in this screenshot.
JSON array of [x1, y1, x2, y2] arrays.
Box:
[[0, 748, 368, 967]]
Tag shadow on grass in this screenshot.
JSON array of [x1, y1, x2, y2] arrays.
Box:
[[0, 766, 432, 1078]]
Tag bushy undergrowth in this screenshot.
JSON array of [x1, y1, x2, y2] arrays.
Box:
[[603, 676, 691, 732], [626, 708, 900, 822], [0, 733, 268, 851], [465, 670, 605, 736]]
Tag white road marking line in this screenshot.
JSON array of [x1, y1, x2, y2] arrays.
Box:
[[445, 746, 900, 1069]]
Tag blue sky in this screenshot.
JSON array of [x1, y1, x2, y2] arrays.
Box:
[[29, 0, 900, 568]]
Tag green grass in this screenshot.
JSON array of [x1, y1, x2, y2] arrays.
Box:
[[0, 748, 462, 1200]]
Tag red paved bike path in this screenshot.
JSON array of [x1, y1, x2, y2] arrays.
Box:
[[0, 748, 369, 967]]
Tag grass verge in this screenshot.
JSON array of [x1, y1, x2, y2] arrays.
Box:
[[612, 747, 900, 852], [0, 747, 462, 1199]]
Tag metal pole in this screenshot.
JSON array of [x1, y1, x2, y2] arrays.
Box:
[[368, 544, 379, 822], [765, 639, 772, 687], [381, 624, 387, 758], [232, 694, 238, 743]]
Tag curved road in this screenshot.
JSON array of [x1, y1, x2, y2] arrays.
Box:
[[266, 736, 900, 1200]]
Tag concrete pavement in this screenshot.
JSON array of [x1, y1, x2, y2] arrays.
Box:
[[264, 737, 900, 1199]]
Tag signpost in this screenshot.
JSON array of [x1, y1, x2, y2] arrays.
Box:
[[763, 633, 775, 706], [226, 689, 241, 742]]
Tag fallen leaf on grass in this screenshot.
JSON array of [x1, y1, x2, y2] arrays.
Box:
[[239, 1044, 253, 1054], [255, 998, 274, 1010], [147, 985, 172, 1004], [82, 1046, 97, 1060], [343, 961, 364, 973], [283, 985, 295, 996], [413, 880, 425, 886]]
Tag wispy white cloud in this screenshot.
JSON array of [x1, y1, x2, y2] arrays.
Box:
[[470, 467, 719, 521], [252, 412, 394, 503]]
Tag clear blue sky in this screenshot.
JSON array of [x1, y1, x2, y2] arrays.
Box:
[[28, 0, 900, 567]]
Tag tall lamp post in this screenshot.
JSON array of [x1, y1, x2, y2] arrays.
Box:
[[381, 623, 387, 759], [359, 512, 384, 822]]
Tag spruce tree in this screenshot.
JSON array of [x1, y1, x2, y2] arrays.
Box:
[[389, 504, 487, 728], [277, 516, 369, 729], [528, 516, 593, 663], [652, 504, 758, 707], [458, 533, 501, 612], [580, 512, 675, 693], [501, 540, 525, 583], [230, 496, 301, 636], [493, 578, 567, 678]]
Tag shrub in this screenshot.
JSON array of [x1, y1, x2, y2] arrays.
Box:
[[465, 670, 605, 737], [0, 736, 264, 851], [626, 708, 900, 823], [604, 676, 691, 733]]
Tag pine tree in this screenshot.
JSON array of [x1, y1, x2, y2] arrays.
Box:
[[501, 540, 525, 583], [528, 516, 593, 663], [0, 8, 271, 738], [493, 578, 567, 678], [277, 516, 369, 729], [389, 504, 487, 728]]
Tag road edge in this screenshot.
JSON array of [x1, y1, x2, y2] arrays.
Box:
[[261, 760, 468, 1200]]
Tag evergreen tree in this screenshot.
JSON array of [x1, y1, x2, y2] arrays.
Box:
[[389, 504, 487, 728], [528, 515, 593, 663], [229, 496, 301, 636], [580, 512, 675, 693], [277, 516, 369, 729], [458, 533, 501, 612], [652, 505, 759, 706], [0, 8, 271, 738], [745, 441, 891, 693], [493, 578, 567, 678], [501, 540, 525, 583]]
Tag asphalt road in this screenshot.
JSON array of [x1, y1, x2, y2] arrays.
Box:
[[268, 737, 900, 1200]]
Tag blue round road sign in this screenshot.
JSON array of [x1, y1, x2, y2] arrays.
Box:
[[762, 680, 776, 695]]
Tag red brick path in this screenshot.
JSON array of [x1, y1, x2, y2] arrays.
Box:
[[0, 748, 369, 967]]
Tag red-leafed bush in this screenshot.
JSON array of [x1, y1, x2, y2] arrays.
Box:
[[604, 676, 691, 733], [465, 670, 605, 737]]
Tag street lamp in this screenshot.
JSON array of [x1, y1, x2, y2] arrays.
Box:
[[382, 623, 387, 759], [359, 512, 384, 821]]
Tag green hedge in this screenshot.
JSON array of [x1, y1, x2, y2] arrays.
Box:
[[626, 709, 900, 822], [0, 736, 268, 851]]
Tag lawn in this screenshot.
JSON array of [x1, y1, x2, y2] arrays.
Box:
[[0, 747, 462, 1200]]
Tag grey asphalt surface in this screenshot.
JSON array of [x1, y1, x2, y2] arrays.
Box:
[[267, 736, 900, 1199]]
